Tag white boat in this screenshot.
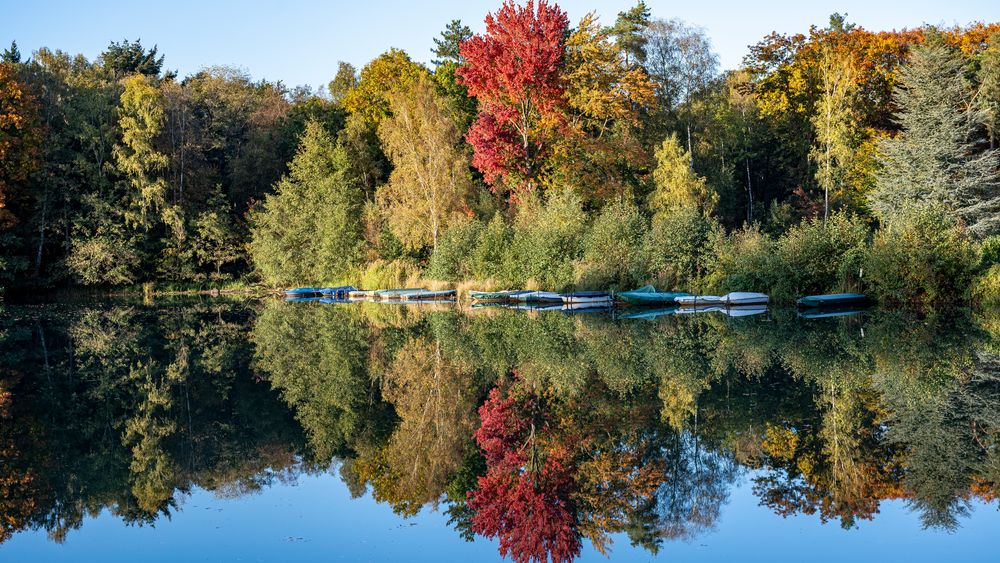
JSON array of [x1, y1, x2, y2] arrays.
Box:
[[718, 292, 769, 306], [511, 290, 563, 303], [560, 291, 612, 305], [348, 290, 376, 300], [674, 295, 722, 306]]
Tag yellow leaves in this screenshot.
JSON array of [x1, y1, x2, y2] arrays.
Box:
[[762, 423, 799, 462], [650, 134, 717, 218], [342, 48, 428, 127], [564, 12, 654, 128]]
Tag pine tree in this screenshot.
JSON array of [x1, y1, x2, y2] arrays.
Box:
[[869, 37, 1000, 236], [1, 41, 21, 64], [432, 20, 472, 66]]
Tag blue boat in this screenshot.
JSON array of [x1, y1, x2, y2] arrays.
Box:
[[618, 285, 691, 305], [284, 287, 323, 296], [619, 306, 679, 320], [797, 293, 868, 308], [285, 296, 322, 303], [319, 285, 357, 297]]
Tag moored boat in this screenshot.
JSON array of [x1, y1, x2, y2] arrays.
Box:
[[718, 292, 769, 306], [510, 290, 563, 303], [374, 288, 425, 300], [348, 289, 376, 299], [674, 294, 722, 306], [721, 305, 768, 317], [284, 287, 323, 296], [675, 304, 724, 314], [469, 290, 517, 301], [796, 293, 867, 308], [561, 291, 612, 305], [617, 285, 691, 305], [319, 285, 357, 297], [403, 289, 457, 301], [798, 306, 867, 319]]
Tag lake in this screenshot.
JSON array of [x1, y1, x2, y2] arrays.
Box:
[[1, 297, 998, 562]]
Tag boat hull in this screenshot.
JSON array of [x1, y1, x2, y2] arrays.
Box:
[[561, 292, 611, 305], [797, 293, 867, 308], [511, 291, 563, 303]]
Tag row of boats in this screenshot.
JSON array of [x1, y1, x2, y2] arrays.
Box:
[[285, 284, 867, 310]]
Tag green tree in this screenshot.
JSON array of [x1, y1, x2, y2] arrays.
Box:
[[99, 39, 164, 79], [328, 62, 357, 107], [869, 38, 1000, 237], [610, 2, 651, 67], [249, 120, 363, 286], [432, 20, 472, 66], [115, 74, 171, 230], [650, 134, 717, 217], [810, 45, 857, 220]]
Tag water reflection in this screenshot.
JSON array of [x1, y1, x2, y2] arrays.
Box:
[[2, 299, 1000, 560]]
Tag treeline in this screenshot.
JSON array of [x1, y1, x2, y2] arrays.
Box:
[[2, 2, 1000, 302]]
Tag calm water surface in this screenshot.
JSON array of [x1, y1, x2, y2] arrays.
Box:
[[1, 298, 998, 562]]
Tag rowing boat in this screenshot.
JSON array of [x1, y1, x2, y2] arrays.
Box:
[[618, 306, 679, 320], [374, 288, 425, 300], [510, 290, 563, 303], [403, 289, 457, 301], [561, 291, 612, 305], [796, 293, 867, 308], [617, 285, 690, 305], [718, 292, 769, 306], [284, 287, 323, 296], [674, 295, 722, 306], [319, 285, 357, 296]]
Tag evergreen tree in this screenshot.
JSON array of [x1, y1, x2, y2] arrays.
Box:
[[611, 2, 651, 67], [249, 120, 363, 286], [1, 41, 21, 64], [328, 62, 357, 107], [100, 39, 164, 79], [869, 37, 1000, 236], [432, 19, 472, 66]]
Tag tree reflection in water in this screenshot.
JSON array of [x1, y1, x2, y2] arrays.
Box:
[[2, 299, 1000, 561]]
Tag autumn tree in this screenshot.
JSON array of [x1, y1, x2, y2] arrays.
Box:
[[559, 12, 655, 199], [810, 43, 857, 220], [115, 74, 172, 230], [376, 75, 472, 253], [458, 0, 569, 200], [650, 134, 717, 217], [0, 62, 40, 230], [328, 62, 357, 107], [869, 37, 1000, 236]]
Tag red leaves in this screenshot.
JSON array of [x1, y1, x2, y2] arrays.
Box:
[[468, 387, 581, 563], [457, 1, 569, 199], [458, 0, 567, 115]]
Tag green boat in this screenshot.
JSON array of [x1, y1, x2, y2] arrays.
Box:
[[469, 290, 517, 301], [617, 285, 691, 305], [796, 293, 867, 308]]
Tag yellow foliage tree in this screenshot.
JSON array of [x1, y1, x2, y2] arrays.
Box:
[[650, 133, 718, 218], [376, 75, 472, 253]]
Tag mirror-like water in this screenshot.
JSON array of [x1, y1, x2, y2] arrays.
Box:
[[2, 298, 999, 562]]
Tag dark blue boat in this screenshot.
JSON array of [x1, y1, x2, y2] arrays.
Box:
[[319, 285, 357, 297], [284, 287, 323, 297], [797, 293, 868, 308]]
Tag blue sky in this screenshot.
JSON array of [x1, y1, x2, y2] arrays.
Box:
[[4, 0, 999, 91]]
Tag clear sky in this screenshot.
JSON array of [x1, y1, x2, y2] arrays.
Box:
[[3, 0, 999, 91]]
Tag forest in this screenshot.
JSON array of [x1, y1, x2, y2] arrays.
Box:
[[2, 1, 1000, 304]]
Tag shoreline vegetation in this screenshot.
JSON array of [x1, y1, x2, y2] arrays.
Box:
[[2, 3, 1000, 308]]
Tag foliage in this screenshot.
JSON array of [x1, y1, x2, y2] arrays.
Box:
[[376, 75, 473, 253], [459, 0, 569, 199], [249, 120, 363, 286], [0, 62, 41, 230], [864, 206, 979, 304], [509, 190, 588, 289], [342, 49, 427, 127], [650, 133, 717, 217], [869, 38, 1000, 236], [643, 207, 721, 291]]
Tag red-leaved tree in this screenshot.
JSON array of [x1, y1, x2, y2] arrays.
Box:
[[458, 0, 569, 201], [467, 387, 581, 563]]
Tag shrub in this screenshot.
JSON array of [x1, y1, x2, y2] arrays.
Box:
[[578, 199, 648, 290], [972, 264, 1000, 306], [704, 225, 775, 294], [470, 214, 514, 282], [427, 219, 483, 281], [979, 235, 1000, 271], [509, 190, 588, 290], [769, 213, 870, 301], [864, 207, 978, 304], [643, 208, 721, 292]]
